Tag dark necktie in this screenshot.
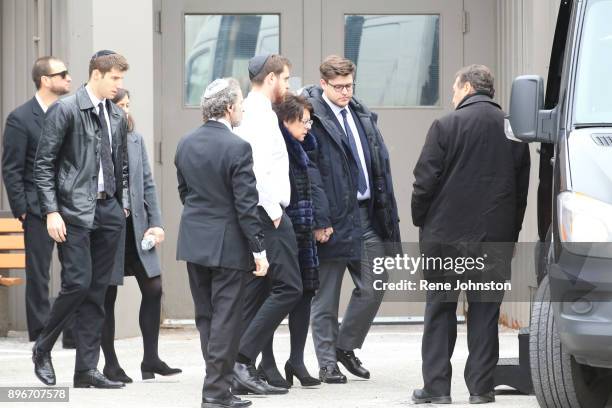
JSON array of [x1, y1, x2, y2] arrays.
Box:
[[340, 109, 367, 195], [97, 102, 115, 196]]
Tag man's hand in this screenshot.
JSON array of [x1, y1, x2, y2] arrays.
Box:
[[124, 209, 130, 218], [253, 257, 269, 277], [314, 226, 334, 243], [273, 217, 282, 229], [47, 212, 67, 243], [19, 213, 26, 222], [144, 227, 165, 244]]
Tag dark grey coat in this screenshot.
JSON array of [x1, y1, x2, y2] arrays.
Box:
[[110, 132, 163, 285]]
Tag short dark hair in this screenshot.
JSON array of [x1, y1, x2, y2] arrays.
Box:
[[111, 88, 134, 132], [273, 94, 313, 123], [319, 55, 356, 81], [89, 52, 129, 77], [455, 64, 495, 98], [32, 56, 56, 90], [251, 54, 291, 85]]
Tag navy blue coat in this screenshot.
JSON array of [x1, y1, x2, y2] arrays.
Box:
[[303, 85, 401, 261], [281, 125, 320, 292]]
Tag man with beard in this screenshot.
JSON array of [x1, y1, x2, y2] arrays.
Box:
[[231, 54, 302, 396], [2, 56, 75, 347]]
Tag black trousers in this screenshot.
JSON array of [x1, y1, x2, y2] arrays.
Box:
[[421, 281, 503, 396], [188, 263, 246, 400], [23, 213, 55, 341], [34, 198, 124, 372], [239, 209, 303, 361]]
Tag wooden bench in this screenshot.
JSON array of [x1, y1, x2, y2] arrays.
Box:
[[0, 216, 25, 336]]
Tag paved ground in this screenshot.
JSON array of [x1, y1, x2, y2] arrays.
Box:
[[0, 325, 609, 408]]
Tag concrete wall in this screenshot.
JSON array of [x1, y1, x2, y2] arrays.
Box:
[[496, 0, 561, 328]]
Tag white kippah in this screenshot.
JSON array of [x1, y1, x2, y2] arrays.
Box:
[[203, 78, 230, 98]]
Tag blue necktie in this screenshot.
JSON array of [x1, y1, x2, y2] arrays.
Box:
[[340, 109, 367, 195]]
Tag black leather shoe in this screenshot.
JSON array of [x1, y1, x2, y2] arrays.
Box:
[[469, 391, 495, 404], [233, 362, 287, 395], [412, 388, 452, 404], [141, 360, 182, 380], [32, 348, 55, 386], [103, 366, 133, 383], [73, 369, 125, 388], [318, 364, 347, 384], [201, 395, 252, 408], [284, 361, 320, 387], [260, 381, 288, 395], [231, 379, 250, 395], [256, 363, 290, 388], [336, 349, 370, 379]]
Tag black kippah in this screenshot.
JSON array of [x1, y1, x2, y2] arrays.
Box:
[[248, 54, 271, 80], [91, 49, 117, 61]]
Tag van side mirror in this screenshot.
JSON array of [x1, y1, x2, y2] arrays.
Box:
[[508, 75, 557, 143]]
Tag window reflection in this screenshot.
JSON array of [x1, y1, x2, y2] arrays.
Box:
[[185, 14, 280, 106], [345, 15, 440, 107]]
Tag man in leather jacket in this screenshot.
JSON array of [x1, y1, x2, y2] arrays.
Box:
[[31, 50, 130, 389]]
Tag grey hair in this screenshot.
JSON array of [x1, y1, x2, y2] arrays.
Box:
[[200, 77, 241, 122], [455, 64, 495, 98]]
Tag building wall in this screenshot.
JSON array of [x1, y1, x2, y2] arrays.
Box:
[[496, 0, 561, 328]]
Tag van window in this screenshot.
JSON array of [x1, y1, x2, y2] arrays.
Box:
[[574, 0, 612, 124], [184, 14, 280, 106], [345, 15, 440, 107]]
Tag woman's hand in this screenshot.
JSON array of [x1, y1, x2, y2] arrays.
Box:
[[144, 227, 165, 244]]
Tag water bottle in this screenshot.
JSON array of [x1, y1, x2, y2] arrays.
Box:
[[141, 234, 156, 251]]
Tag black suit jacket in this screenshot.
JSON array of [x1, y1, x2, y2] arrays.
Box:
[[2, 97, 46, 217], [175, 120, 264, 272]]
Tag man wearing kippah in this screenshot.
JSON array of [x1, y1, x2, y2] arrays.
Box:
[[32, 50, 130, 389], [176, 78, 267, 408], [231, 54, 303, 396]]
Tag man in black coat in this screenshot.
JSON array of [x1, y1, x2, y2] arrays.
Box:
[[411, 64, 530, 404], [2, 56, 72, 344], [303, 55, 401, 383], [176, 78, 268, 408], [32, 51, 131, 389]]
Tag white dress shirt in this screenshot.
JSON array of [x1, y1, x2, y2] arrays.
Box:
[[85, 85, 113, 193], [322, 93, 371, 200], [234, 91, 290, 221], [34, 92, 49, 113], [210, 117, 232, 131]]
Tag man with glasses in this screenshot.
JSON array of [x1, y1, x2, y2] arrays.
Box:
[[2, 56, 73, 347], [303, 55, 401, 383]]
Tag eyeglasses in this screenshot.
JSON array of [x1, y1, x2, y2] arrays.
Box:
[[301, 118, 313, 128], [326, 81, 355, 93], [45, 70, 69, 79]]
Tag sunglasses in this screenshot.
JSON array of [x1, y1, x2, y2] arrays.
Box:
[[45, 70, 69, 79]]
